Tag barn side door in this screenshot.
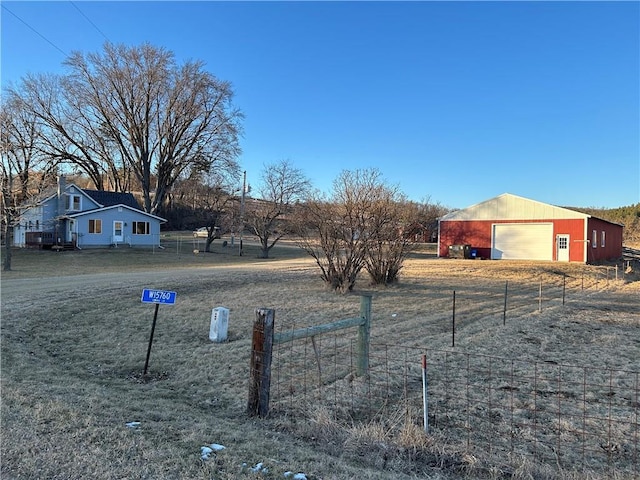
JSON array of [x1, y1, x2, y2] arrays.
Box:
[[556, 234, 570, 262]]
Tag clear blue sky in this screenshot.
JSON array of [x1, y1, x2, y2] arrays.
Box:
[[2, 1, 639, 209]]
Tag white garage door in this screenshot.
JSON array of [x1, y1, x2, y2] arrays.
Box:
[[491, 223, 553, 260]]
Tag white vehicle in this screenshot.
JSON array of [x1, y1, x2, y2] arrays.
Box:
[[193, 227, 220, 238]]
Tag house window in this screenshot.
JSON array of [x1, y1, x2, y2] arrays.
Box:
[[67, 194, 81, 211], [132, 221, 150, 235], [592, 230, 597, 248], [89, 219, 102, 234], [601, 231, 606, 248]]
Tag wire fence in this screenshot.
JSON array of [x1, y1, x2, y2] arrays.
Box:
[[268, 273, 639, 477], [271, 338, 639, 477]]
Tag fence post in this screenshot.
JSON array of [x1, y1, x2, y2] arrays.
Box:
[[538, 278, 542, 313], [356, 295, 372, 376], [422, 354, 429, 434], [452, 290, 456, 347], [503, 281, 508, 326], [247, 308, 275, 417]]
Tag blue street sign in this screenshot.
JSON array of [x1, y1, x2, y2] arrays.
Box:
[[141, 289, 177, 305]]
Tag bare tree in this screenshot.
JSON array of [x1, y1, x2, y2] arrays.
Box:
[[363, 194, 413, 286], [406, 198, 451, 242], [295, 196, 363, 292], [0, 95, 58, 270], [10, 73, 112, 191], [0, 111, 16, 270], [296, 168, 418, 291], [9, 42, 242, 214], [173, 171, 240, 252], [245, 160, 311, 259], [365, 197, 450, 285], [296, 169, 385, 292]]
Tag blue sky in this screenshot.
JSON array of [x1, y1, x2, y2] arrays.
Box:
[[2, 1, 639, 209]]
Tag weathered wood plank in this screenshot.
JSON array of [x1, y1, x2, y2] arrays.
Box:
[[273, 316, 365, 344]]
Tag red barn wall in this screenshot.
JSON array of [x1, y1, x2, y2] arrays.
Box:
[[548, 218, 588, 262], [439, 220, 492, 259], [586, 218, 623, 262], [439, 218, 590, 262]]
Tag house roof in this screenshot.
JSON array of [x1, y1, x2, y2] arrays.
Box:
[[82, 189, 141, 209], [18, 182, 166, 222], [67, 204, 167, 222], [20, 184, 141, 210]]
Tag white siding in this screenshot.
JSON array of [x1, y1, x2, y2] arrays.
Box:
[[491, 223, 553, 260]]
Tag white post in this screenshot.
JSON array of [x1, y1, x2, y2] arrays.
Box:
[[210, 307, 229, 343], [422, 354, 429, 434], [538, 277, 542, 312]]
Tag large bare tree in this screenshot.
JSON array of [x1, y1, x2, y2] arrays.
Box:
[[0, 95, 58, 270], [10, 73, 118, 192], [245, 160, 311, 259], [8, 42, 242, 215]]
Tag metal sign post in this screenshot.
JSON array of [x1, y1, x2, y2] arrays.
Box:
[[422, 354, 429, 434], [141, 289, 177, 375]]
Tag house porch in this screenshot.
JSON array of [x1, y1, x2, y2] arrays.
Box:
[[25, 231, 77, 250]]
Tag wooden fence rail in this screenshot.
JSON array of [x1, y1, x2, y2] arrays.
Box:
[[247, 295, 372, 418]]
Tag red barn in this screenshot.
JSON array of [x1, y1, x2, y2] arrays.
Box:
[[438, 193, 623, 263]]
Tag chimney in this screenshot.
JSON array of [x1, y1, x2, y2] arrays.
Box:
[[57, 175, 66, 216]]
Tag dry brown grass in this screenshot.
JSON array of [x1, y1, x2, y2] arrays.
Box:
[[1, 235, 638, 479]]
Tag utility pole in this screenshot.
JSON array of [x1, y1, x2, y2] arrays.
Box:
[[239, 170, 246, 256]]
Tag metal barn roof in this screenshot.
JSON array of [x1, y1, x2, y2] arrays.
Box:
[[439, 193, 590, 221]]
